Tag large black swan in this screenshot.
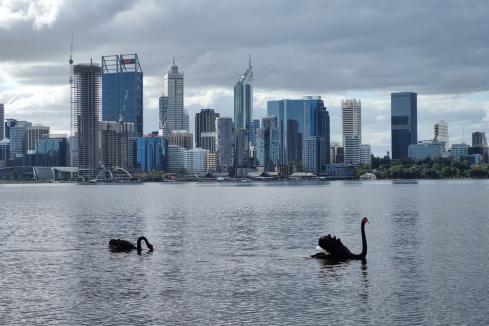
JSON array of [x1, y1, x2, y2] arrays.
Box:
[[109, 236, 154, 253], [311, 217, 368, 260]]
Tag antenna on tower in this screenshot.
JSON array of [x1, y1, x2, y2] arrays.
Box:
[[69, 33, 74, 138], [248, 51, 252, 68]]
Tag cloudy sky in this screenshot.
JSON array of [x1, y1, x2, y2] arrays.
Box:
[[1, 0, 489, 155]]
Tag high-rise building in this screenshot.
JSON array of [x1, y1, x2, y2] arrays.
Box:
[[35, 135, 69, 167], [100, 121, 136, 169], [167, 145, 185, 175], [235, 128, 249, 169], [391, 92, 417, 160], [303, 96, 330, 171], [408, 140, 446, 161], [450, 143, 470, 161], [73, 62, 102, 180], [184, 148, 209, 176], [159, 59, 188, 137], [304, 137, 328, 175], [256, 116, 280, 171], [434, 120, 449, 150], [215, 117, 235, 174], [136, 134, 168, 171], [26, 125, 50, 154], [195, 109, 219, 148], [248, 118, 260, 147], [360, 144, 372, 166], [0, 138, 9, 167], [101, 54, 143, 136], [234, 58, 253, 130], [472, 132, 487, 147], [0, 104, 4, 139], [8, 120, 32, 160], [342, 99, 361, 165], [168, 131, 193, 150], [200, 132, 216, 153]]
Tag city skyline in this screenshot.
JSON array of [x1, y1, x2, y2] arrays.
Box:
[[1, 1, 489, 155]]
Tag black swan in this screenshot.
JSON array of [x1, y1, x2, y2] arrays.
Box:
[[311, 217, 368, 260], [109, 236, 154, 253]]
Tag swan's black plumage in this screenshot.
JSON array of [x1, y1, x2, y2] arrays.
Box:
[[109, 236, 154, 252], [312, 217, 368, 260]]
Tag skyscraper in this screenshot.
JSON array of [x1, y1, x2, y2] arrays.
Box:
[[391, 92, 417, 160], [159, 59, 188, 137], [195, 109, 219, 148], [234, 58, 253, 130], [100, 121, 136, 169], [8, 120, 31, 160], [434, 120, 449, 150], [101, 54, 143, 136], [215, 117, 235, 174], [26, 125, 50, 154], [0, 103, 4, 139], [136, 134, 168, 172], [342, 99, 361, 165], [73, 62, 101, 180], [472, 131, 487, 147], [168, 131, 193, 150], [303, 96, 330, 170], [256, 116, 280, 171]]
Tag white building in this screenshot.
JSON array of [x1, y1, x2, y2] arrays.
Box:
[[168, 145, 185, 174], [360, 144, 371, 166], [408, 140, 446, 161], [342, 99, 361, 165], [159, 59, 189, 137], [184, 147, 209, 176], [434, 120, 449, 150], [215, 117, 235, 174]]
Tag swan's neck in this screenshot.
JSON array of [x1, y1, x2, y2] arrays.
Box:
[[137, 237, 146, 250], [352, 222, 367, 260]]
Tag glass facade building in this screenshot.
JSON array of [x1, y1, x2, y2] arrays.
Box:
[[136, 135, 168, 172], [391, 92, 417, 160], [234, 60, 253, 130], [102, 54, 143, 136], [36, 137, 68, 167]]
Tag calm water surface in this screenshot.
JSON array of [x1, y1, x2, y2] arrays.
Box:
[[1, 180, 488, 325]]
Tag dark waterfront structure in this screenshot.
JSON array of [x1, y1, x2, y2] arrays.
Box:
[[256, 116, 279, 172], [391, 92, 417, 160], [136, 135, 168, 171], [234, 59, 253, 130], [472, 131, 487, 147], [102, 54, 143, 136], [73, 62, 102, 181], [195, 109, 219, 148]]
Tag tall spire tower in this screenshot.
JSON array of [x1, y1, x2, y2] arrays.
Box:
[[234, 56, 253, 130]]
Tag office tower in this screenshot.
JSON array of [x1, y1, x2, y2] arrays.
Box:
[[195, 109, 219, 148], [73, 62, 102, 180], [35, 135, 68, 167], [8, 120, 32, 160], [450, 143, 470, 161], [168, 131, 193, 150], [136, 134, 168, 171], [207, 152, 217, 173], [434, 120, 449, 150], [235, 128, 249, 169], [360, 144, 372, 166], [342, 99, 361, 165], [234, 58, 253, 130], [408, 140, 446, 161], [248, 118, 260, 147], [391, 92, 417, 160], [0, 138, 9, 167], [101, 54, 143, 136], [168, 145, 185, 174], [472, 132, 487, 147], [0, 104, 4, 139], [184, 148, 209, 175], [256, 116, 280, 171], [26, 125, 50, 154], [159, 59, 188, 137], [4, 119, 16, 139], [215, 117, 235, 174], [68, 136, 78, 167], [200, 132, 216, 152], [304, 137, 328, 175], [100, 121, 136, 169]]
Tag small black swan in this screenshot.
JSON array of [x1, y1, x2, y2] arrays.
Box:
[[311, 217, 368, 260], [109, 236, 154, 253]]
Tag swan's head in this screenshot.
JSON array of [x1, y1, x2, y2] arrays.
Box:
[[362, 217, 369, 224], [147, 243, 154, 252]]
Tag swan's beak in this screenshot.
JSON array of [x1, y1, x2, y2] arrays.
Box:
[[315, 245, 327, 253]]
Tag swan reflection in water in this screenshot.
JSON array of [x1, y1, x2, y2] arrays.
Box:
[[109, 236, 154, 255]]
